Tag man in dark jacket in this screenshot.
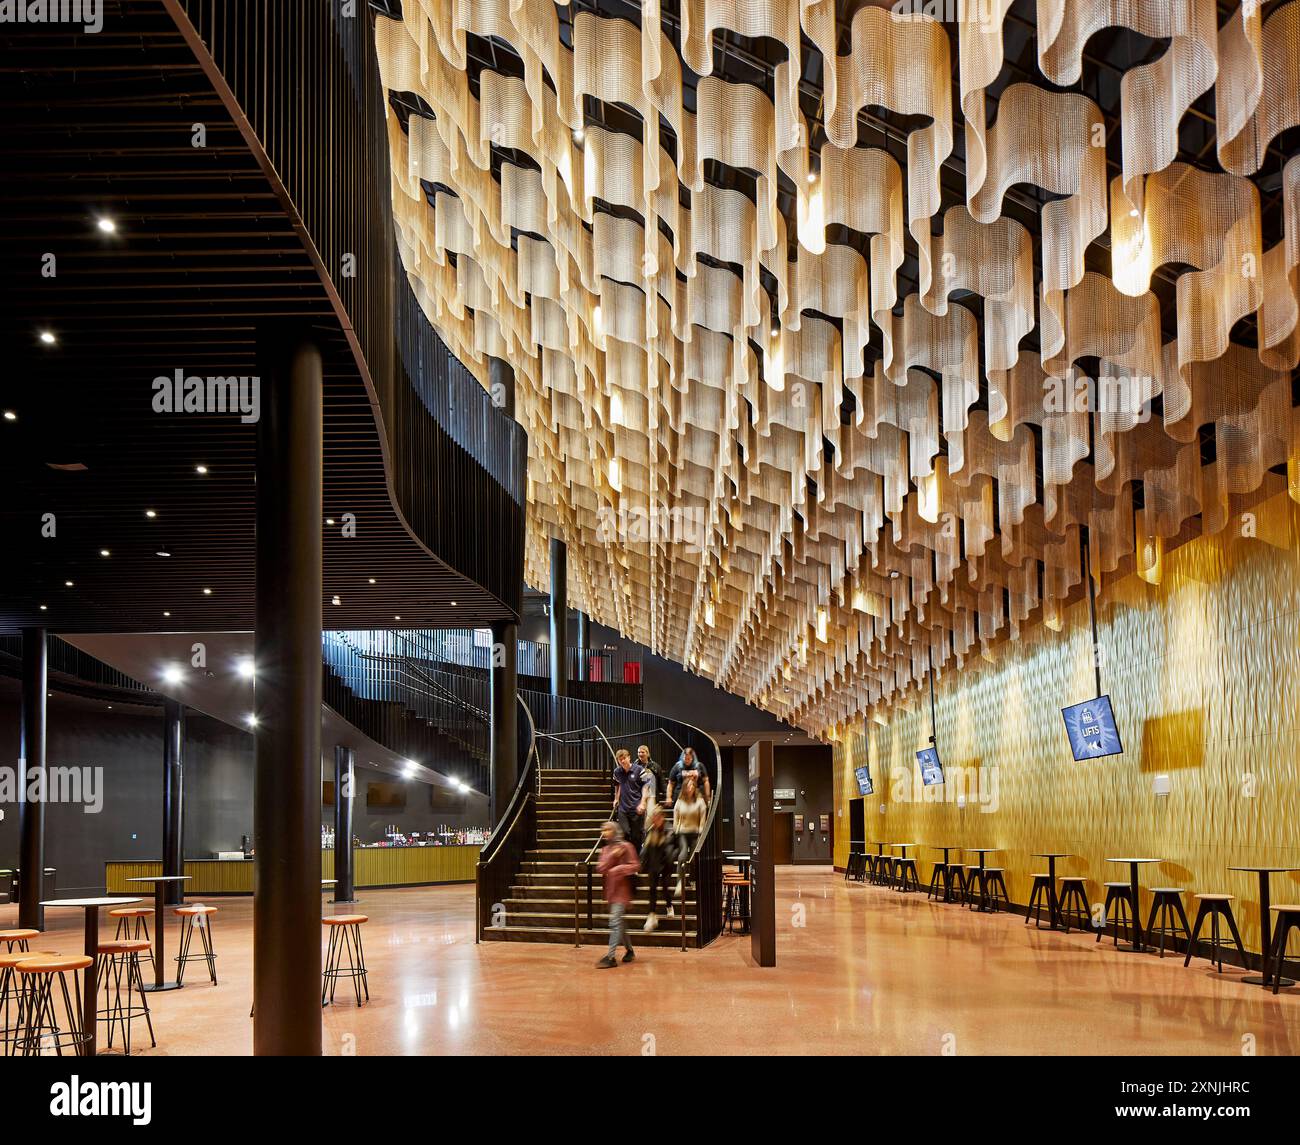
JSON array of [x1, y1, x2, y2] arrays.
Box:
[[639, 806, 675, 932]]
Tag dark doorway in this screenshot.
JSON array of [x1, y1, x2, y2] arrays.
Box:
[[849, 798, 864, 855], [773, 811, 794, 865]]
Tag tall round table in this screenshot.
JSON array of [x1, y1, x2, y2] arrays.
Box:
[[124, 875, 192, 992], [39, 896, 142, 1056], [1104, 858, 1162, 952], [1227, 865, 1300, 987]]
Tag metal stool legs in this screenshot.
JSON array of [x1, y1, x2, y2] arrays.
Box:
[[323, 921, 369, 1007]]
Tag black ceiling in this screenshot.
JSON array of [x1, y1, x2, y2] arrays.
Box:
[[0, 1, 514, 635]]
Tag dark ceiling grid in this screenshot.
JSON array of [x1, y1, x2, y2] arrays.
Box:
[[0, 3, 515, 634]]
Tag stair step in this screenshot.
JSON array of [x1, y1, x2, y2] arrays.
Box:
[[483, 925, 697, 947], [503, 896, 696, 911], [499, 909, 696, 927]]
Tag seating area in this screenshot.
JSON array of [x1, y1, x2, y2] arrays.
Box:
[[844, 844, 1300, 990]]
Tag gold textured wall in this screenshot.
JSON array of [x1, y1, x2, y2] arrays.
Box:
[[833, 491, 1300, 956]]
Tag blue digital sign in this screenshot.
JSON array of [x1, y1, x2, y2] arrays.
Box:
[[1061, 694, 1124, 761], [854, 766, 873, 796], [916, 747, 944, 787]]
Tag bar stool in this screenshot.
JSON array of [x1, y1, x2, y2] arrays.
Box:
[[0, 948, 56, 1056], [844, 852, 866, 883], [1268, 905, 1300, 995], [947, 864, 970, 904], [322, 915, 369, 1007], [1058, 877, 1093, 934], [976, 868, 1011, 912], [110, 907, 153, 969], [0, 929, 39, 953], [14, 954, 92, 1056], [926, 861, 951, 901], [1096, 882, 1138, 946], [1184, 894, 1247, 973], [723, 877, 751, 932], [866, 853, 887, 885], [1144, 888, 1191, 958], [96, 939, 155, 1055], [894, 857, 921, 893], [1025, 873, 1054, 927], [174, 904, 218, 986]]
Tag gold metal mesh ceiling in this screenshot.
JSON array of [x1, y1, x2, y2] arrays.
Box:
[[372, 0, 1300, 738]]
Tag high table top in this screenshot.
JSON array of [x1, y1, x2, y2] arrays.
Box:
[[929, 845, 959, 851], [1228, 865, 1300, 873], [322, 880, 337, 886], [40, 896, 141, 908], [1106, 857, 1162, 864], [967, 847, 1000, 853], [125, 875, 192, 883], [1034, 852, 1072, 858]]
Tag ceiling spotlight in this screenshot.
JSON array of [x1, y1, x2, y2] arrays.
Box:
[[326, 518, 336, 526], [162, 665, 183, 685], [450, 601, 457, 607], [39, 604, 47, 611], [806, 170, 816, 184], [394, 615, 401, 620], [163, 611, 171, 617], [195, 465, 208, 474], [455, 780, 470, 793], [202, 587, 212, 595], [572, 127, 584, 144], [96, 216, 116, 233], [39, 330, 56, 345], [3, 411, 15, 421], [331, 595, 341, 606], [145, 509, 157, 518], [237, 658, 255, 680], [1129, 207, 1140, 218], [368, 578, 376, 584], [245, 713, 258, 728], [404, 761, 419, 777], [156, 550, 171, 557], [65, 580, 73, 587], [100, 549, 110, 557]]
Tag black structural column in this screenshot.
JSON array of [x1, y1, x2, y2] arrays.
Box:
[[575, 612, 589, 681], [489, 620, 519, 825], [18, 628, 47, 931], [333, 745, 356, 904], [489, 355, 515, 419], [253, 327, 324, 1056], [549, 538, 568, 697], [161, 698, 185, 906]]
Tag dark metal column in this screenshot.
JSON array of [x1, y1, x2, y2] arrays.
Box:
[[575, 612, 589, 682], [489, 356, 515, 419], [333, 745, 356, 904], [489, 620, 519, 826], [161, 698, 185, 906], [549, 538, 568, 697], [253, 328, 323, 1056], [18, 628, 47, 931]]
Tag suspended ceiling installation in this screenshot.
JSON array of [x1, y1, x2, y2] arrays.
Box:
[[371, 0, 1300, 737]]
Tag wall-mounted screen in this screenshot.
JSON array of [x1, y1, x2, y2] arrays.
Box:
[[366, 782, 407, 811], [854, 766, 873, 796], [1061, 694, 1124, 761], [916, 747, 944, 787]]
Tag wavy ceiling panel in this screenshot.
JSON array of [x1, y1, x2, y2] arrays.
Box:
[[373, 1, 1300, 738]]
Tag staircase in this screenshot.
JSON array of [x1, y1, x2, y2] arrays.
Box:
[[482, 768, 698, 947]]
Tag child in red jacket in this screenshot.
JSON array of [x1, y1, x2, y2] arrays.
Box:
[[595, 820, 640, 968]]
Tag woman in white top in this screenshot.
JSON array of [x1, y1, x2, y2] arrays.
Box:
[[672, 774, 708, 865]]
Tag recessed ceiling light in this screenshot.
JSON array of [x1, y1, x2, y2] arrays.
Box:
[[162, 665, 182, 685], [39, 330, 56, 345], [394, 615, 401, 620], [39, 604, 47, 611], [325, 518, 335, 526], [64, 580, 73, 587], [331, 595, 341, 606], [237, 659, 255, 680], [96, 216, 116, 233], [163, 611, 171, 617], [145, 509, 157, 518], [573, 127, 584, 143], [245, 713, 258, 728], [202, 587, 212, 595], [368, 578, 376, 584], [156, 550, 171, 558], [2, 411, 15, 421], [107, 705, 113, 710], [807, 171, 816, 184], [195, 465, 208, 474], [450, 601, 457, 606], [100, 549, 110, 557]]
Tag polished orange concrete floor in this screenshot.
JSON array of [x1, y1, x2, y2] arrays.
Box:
[[6, 868, 1299, 1055]]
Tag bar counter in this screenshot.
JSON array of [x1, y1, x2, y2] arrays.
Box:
[[106, 846, 480, 895]]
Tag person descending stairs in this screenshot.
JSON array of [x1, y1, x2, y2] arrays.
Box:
[[482, 768, 698, 946]]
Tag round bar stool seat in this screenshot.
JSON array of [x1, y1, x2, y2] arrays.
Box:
[[0, 949, 58, 1056], [322, 916, 369, 1007], [173, 905, 218, 986], [15, 954, 93, 1056], [109, 906, 153, 960], [109, 907, 151, 918], [95, 941, 155, 1055], [1057, 877, 1093, 934], [0, 929, 40, 953]]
